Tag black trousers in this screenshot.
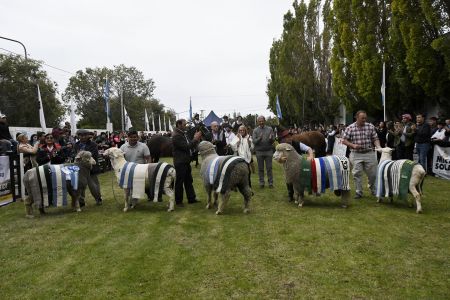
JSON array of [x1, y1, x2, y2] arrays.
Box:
[[174, 162, 196, 204]]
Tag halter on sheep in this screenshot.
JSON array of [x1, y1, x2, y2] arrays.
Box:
[[375, 147, 426, 213], [198, 141, 252, 215], [103, 147, 176, 212], [273, 143, 351, 208]]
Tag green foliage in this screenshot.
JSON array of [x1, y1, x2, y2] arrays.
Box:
[[267, 0, 338, 127], [0, 54, 65, 127], [63, 65, 173, 131], [1, 160, 449, 298]]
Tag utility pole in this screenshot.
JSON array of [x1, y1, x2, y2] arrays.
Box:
[[120, 89, 124, 131]]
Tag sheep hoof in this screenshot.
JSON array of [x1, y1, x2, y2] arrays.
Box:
[[206, 204, 211, 209], [25, 214, 34, 219], [377, 198, 382, 203], [123, 207, 128, 212], [341, 204, 348, 209], [243, 208, 250, 214], [294, 200, 299, 204], [298, 203, 303, 208], [416, 209, 422, 214], [167, 208, 174, 212], [215, 210, 222, 215], [76, 208, 81, 212]]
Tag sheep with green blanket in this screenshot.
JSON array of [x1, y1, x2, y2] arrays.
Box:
[[273, 143, 351, 208]]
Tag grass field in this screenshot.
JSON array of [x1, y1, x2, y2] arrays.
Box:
[[1, 158, 449, 299]]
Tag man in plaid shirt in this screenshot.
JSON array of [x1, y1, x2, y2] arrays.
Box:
[[342, 111, 381, 199]]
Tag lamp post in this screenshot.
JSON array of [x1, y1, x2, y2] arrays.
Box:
[[0, 36, 27, 60]]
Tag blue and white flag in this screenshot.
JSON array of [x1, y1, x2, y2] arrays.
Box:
[[276, 94, 282, 120], [144, 109, 150, 131], [37, 84, 47, 131], [124, 106, 133, 131]]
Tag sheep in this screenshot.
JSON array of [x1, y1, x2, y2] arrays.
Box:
[[198, 141, 252, 215], [375, 147, 426, 213], [273, 143, 351, 208], [22, 151, 96, 218], [103, 147, 176, 212]]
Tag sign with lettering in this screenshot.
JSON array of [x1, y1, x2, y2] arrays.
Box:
[[433, 145, 450, 180], [333, 137, 348, 157], [0, 155, 13, 206]]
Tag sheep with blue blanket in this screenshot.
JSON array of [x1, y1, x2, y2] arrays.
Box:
[[273, 143, 351, 208], [198, 141, 252, 214], [22, 151, 96, 217]]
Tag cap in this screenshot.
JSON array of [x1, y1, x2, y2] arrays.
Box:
[[77, 129, 91, 135], [402, 114, 412, 120]]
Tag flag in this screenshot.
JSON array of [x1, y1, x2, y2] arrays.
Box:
[[70, 99, 77, 136], [169, 118, 174, 132], [158, 114, 162, 131], [144, 109, 150, 131], [124, 107, 133, 131], [276, 94, 282, 119], [163, 114, 167, 131], [381, 62, 385, 106], [103, 76, 111, 120], [152, 112, 155, 131], [37, 84, 47, 131], [189, 98, 192, 121]]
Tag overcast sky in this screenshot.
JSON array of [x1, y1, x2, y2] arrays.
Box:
[[1, 0, 294, 120]]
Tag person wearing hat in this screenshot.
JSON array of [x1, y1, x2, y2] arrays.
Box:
[[398, 113, 416, 160], [74, 129, 103, 206], [36, 133, 66, 165]]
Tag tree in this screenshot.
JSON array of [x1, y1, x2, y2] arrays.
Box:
[[63, 64, 173, 130], [0, 54, 65, 127]]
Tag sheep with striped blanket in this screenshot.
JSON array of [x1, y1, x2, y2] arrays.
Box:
[[103, 147, 176, 212], [273, 143, 351, 208], [198, 141, 252, 215], [375, 147, 426, 213], [22, 151, 96, 218]]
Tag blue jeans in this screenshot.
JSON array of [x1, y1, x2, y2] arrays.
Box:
[[416, 143, 430, 172]]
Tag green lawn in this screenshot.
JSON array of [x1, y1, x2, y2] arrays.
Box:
[[1, 158, 449, 299]]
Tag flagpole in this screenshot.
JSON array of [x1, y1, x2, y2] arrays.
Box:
[[163, 113, 167, 131], [121, 88, 124, 132], [382, 62, 386, 121]]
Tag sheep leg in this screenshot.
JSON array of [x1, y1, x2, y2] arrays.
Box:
[[238, 184, 252, 214], [213, 192, 219, 207], [205, 186, 213, 209], [409, 184, 423, 214], [123, 189, 131, 212], [164, 188, 175, 212], [24, 195, 34, 218], [341, 191, 350, 208], [377, 197, 383, 203], [216, 192, 228, 215], [69, 189, 81, 212]]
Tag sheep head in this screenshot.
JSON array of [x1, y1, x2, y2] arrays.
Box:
[[75, 151, 96, 169], [103, 147, 125, 161], [198, 141, 216, 158], [375, 147, 394, 162], [273, 143, 295, 164]]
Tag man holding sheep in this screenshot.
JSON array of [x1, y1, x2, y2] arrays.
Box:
[[341, 111, 381, 199]]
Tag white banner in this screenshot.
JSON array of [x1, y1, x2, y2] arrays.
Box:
[[333, 137, 348, 157], [0, 155, 13, 206], [433, 145, 450, 180]]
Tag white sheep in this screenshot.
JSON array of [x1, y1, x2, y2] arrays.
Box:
[[198, 141, 252, 215], [273, 143, 351, 208], [375, 147, 426, 213], [103, 147, 176, 212]]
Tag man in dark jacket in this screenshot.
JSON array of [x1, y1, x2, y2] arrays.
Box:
[[172, 119, 202, 206], [73, 129, 103, 206], [415, 113, 431, 172]]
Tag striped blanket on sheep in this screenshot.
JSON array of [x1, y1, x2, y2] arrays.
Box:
[[204, 156, 246, 194], [26, 164, 79, 208], [298, 155, 350, 194], [375, 159, 416, 200], [119, 162, 173, 201]]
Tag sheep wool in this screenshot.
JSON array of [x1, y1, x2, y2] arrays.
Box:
[[376, 159, 417, 200], [30, 165, 79, 207], [204, 155, 246, 194]]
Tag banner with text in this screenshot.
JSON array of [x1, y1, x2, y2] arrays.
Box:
[[432, 145, 450, 180], [333, 137, 348, 157], [0, 155, 13, 206]]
